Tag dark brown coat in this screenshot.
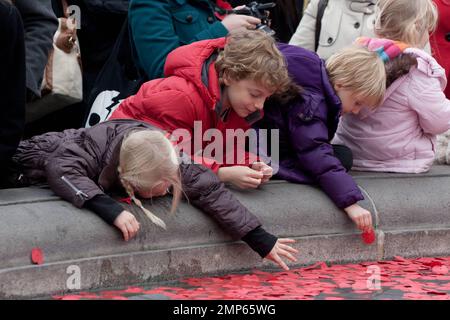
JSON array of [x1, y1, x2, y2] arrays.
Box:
[[13, 119, 261, 239]]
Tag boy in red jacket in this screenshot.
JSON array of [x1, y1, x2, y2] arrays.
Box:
[[110, 30, 292, 189]]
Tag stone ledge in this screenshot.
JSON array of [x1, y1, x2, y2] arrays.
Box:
[[1, 165, 450, 298]]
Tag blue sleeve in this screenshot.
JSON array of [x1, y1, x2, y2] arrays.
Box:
[[129, 0, 228, 79]]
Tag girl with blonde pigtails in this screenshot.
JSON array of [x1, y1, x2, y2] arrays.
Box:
[[9, 119, 298, 270], [116, 129, 183, 232]]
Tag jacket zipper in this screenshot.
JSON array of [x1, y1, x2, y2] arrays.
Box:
[[61, 176, 89, 200]]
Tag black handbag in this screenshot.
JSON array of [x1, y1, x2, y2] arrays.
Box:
[[84, 18, 146, 127]]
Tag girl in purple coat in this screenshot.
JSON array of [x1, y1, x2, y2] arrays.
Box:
[[256, 43, 390, 232]]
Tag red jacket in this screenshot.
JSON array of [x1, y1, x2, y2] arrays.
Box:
[[431, 0, 450, 98], [109, 37, 262, 172]]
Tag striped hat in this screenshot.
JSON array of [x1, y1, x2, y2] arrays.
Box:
[[355, 37, 410, 63]]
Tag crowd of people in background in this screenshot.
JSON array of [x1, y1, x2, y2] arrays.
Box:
[[0, 0, 449, 270]]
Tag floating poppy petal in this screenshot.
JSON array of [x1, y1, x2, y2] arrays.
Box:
[[123, 287, 144, 294], [60, 295, 82, 300], [432, 266, 449, 275]]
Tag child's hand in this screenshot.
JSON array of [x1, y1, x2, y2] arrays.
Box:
[[251, 162, 273, 184], [114, 210, 140, 241], [218, 166, 264, 189], [344, 204, 373, 231], [265, 238, 298, 270]]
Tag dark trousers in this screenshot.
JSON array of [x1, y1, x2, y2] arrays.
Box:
[[333, 144, 353, 172], [0, 0, 26, 187]]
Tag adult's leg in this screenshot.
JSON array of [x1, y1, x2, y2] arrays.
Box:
[[0, 0, 26, 187]]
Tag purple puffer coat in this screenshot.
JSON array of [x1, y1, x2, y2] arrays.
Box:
[[256, 43, 364, 209]]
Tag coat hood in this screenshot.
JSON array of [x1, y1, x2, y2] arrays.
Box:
[[277, 43, 342, 115], [386, 48, 447, 101], [356, 48, 447, 120], [164, 37, 226, 111]]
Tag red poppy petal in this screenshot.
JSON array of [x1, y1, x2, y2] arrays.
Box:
[[60, 295, 82, 300], [118, 197, 132, 204], [432, 266, 449, 275], [362, 229, 376, 244], [31, 247, 44, 265]]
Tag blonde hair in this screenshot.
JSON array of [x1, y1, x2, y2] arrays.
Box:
[[215, 29, 292, 94], [326, 45, 386, 108], [375, 0, 438, 47], [118, 130, 182, 229]]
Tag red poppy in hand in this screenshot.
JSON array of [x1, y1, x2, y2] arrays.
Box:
[[362, 228, 376, 244]]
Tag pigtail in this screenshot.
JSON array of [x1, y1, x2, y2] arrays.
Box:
[[131, 194, 167, 230], [167, 172, 183, 215], [121, 175, 167, 230]]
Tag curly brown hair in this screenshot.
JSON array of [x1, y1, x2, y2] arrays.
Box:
[[215, 30, 292, 95]]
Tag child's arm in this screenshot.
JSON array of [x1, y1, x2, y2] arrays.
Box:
[[287, 110, 372, 230], [408, 72, 450, 135], [45, 154, 107, 208], [287, 100, 364, 209], [242, 228, 298, 270], [180, 163, 298, 269], [84, 195, 140, 241], [44, 146, 140, 239], [180, 163, 261, 238]]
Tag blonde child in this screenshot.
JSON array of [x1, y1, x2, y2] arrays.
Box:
[[257, 42, 388, 232], [11, 119, 298, 270], [332, 0, 450, 173]]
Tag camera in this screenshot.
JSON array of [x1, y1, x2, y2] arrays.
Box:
[[232, 2, 276, 36]]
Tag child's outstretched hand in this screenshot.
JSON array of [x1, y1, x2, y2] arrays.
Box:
[[265, 238, 298, 270], [114, 210, 140, 241], [251, 162, 273, 184], [344, 203, 373, 232], [217, 166, 264, 189]]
